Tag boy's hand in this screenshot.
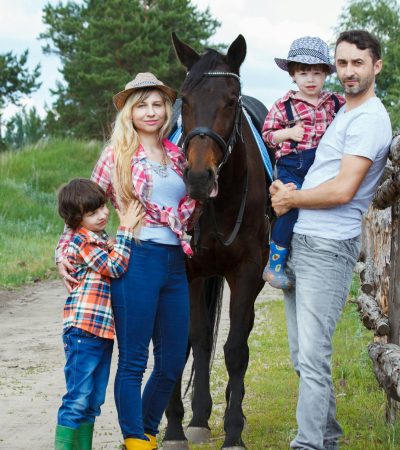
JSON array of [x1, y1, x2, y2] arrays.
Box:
[[106, 238, 115, 251], [57, 258, 78, 293], [289, 121, 305, 142], [117, 199, 146, 230]]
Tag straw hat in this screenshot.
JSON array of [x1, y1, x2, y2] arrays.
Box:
[[274, 36, 336, 74], [113, 72, 177, 111]]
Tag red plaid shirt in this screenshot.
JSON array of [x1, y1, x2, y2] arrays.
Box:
[[262, 90, 345, 160], [63, 226, 133, 339], [56, 139, 199, 261]]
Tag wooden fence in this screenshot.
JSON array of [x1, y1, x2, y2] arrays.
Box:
[[355, 132, 400, 421]]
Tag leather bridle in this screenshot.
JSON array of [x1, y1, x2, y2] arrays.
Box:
[[182, 71, 243, 173]]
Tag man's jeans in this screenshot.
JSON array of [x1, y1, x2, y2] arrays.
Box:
[[111, 240, 190, 439], [284, 233, 360, 450], [58, 327, 113, 428]]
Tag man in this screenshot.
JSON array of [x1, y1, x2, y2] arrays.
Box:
[[270, 30, 392, 450]]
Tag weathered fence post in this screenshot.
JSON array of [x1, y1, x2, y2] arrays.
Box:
[[365, 133, 400, 422]]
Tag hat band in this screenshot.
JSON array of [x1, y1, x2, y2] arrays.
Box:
[[129, 80, 160, 88], [288, 48, 330, 63]]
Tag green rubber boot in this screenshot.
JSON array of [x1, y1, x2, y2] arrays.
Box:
[[75, 423, 94, 450], [55, 425, 78, 450]]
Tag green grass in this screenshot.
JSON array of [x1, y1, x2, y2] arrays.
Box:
[[0, 139, 112, 287], [188, 291, 400, 449]]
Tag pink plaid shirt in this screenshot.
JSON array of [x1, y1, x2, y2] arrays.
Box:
[[262, 90, 345, 160], [56, 139, 199, 261]]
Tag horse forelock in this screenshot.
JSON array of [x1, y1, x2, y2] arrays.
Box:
[[182, 49, 228, 91]]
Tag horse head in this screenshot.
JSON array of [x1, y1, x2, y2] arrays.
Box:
[[172, 33, 246, 200]]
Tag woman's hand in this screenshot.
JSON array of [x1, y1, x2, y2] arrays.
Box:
[[117, 199, 146, 230], [57, 258, 78, 293]]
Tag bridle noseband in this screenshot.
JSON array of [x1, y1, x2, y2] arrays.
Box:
[[182, 71, 242, 173]]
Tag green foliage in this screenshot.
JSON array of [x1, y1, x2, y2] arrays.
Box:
[[39, 0, 221, 139], [4, 107, 46, 150], [334, 0, 400, 130], [0, 138, 106, 287], [0, 50, 41, 109], [0, 50, 41, 150]]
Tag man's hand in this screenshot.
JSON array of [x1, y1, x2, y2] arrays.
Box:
[[270, 180, 298, 216], [57, 258, 78, 293]]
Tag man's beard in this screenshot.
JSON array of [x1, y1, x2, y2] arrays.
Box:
[[340, 72, 374, 97]]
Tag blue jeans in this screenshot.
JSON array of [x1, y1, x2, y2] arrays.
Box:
[[57, 327, 113, 428], [284, 233, 360, 450], [111, 240, 190, 439], [272, 149, 316, 247]]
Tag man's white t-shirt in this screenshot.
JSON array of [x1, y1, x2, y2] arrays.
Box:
[[294, 97, 392, 240]]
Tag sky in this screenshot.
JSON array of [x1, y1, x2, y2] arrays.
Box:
[[0, 0, 347, 121]]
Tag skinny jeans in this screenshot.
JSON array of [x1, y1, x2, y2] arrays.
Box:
[[111, 240, 190, 439]]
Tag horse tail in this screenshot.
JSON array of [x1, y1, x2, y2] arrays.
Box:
[[206, 276, 225, 369], [183, 276, 225, 397]]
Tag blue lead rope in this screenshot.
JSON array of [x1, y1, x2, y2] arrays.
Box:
[[169, 109, 273, 183]]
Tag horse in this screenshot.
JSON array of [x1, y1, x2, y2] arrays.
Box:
[[163, 33, 273, 450]]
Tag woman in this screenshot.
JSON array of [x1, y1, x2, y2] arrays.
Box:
[[57, 72, 198, 450]]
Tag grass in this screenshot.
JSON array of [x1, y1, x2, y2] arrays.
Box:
[[0, 138, 119, 288], [2, 139, 399, 448], [187, 287, 400, 449]]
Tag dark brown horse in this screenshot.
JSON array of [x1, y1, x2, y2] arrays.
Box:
[[163, 33, 273, 450]]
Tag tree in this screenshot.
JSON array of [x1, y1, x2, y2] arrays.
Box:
[[40, 0, 221, 139], [4, 107, 45, 150], [334, 0, 400, 130], [0, 50, 41, 149]]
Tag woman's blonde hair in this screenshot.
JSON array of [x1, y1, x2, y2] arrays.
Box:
[[110, 88, 173, 208]]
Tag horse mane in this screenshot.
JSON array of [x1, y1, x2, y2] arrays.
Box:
[[182, 49, 227, 91]]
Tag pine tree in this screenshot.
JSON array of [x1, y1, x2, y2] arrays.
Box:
[[40, 0, 221, 139]]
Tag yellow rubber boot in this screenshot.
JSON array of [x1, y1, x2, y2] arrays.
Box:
[[124, 438, 152, 450], [144, 434, 157, 449]]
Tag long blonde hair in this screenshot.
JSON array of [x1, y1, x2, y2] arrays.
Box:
[[110, 88, 173, 208]]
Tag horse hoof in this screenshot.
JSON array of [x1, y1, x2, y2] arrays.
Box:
[[185, 426, 211, 443], [221, 447, 246, 450], [161, 440, 189, 450]]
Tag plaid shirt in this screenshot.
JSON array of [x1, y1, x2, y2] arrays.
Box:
[[63, 226, 133, 339], [90, 138, 199, 256], [262, 90, 345, 160]]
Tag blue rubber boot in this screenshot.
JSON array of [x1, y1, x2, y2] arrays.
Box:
[[263, 241, 293, 289]]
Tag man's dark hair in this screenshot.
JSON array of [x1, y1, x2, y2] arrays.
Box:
[[336, 30, 381, 62], [57, 178, 106, 229], [287, 62, 331, 77]]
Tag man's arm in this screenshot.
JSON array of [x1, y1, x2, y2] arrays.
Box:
[[271, 154, 373, 216]]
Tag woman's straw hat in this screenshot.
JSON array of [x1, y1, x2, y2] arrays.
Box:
[[113, 72, 177, 111]]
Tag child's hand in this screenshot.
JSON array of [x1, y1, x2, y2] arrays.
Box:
[[117, 200, 146, 230], [106, 238, 115, 251], [289, 121, 305, 142]]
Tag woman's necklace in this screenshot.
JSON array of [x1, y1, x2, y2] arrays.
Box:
[[148, 146, 169, 178]]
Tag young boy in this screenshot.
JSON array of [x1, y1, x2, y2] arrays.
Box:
[[262, 36, 345, 289], [54, 178, 144, 450]]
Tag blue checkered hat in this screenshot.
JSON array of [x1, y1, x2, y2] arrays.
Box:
[[274, 36, 336, 74]]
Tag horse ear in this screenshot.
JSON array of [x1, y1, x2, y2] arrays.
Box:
[[172, 32, 200, 70], [227, 34, 247, 73]]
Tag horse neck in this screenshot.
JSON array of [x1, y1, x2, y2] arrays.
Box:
[[213, 116, 250, 202]]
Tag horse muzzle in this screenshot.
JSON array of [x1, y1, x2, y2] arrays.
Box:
[[184, 167, 219, 200]]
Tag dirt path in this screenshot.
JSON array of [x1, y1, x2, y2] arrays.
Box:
[[0, 280, 281, 449]]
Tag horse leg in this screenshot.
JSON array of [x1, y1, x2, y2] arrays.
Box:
[[185, 277, 216, 443], [163, 373, 189, 449], [221, 263, 264, 449]]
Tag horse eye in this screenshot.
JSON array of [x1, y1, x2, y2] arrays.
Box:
[[225, 99, 236, 109]]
